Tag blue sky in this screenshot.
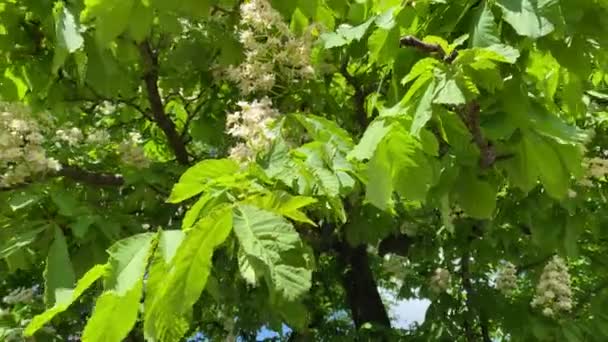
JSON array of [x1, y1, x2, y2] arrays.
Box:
[[256, 293, 431, 340]]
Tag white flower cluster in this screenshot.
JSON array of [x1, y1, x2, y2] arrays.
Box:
[[430, 267, 451, 293], [86, 129, 111, 145], [495, 262, 518, 295], [56, 127, 83, 146], [577, 157, 608, 187], [226, 97, 279, 163], [224, 0, 315, 95], [2, 287, 34, 305], [531, 256, 573, 317], [0, 111, 61, 188], [118, 132, 150, 169]]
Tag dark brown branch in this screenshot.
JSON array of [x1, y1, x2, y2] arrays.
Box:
[[340, 58, 370, 130], [460, 248, 477, 342], [138, 40, 190, 165], [457, 102, 496, 168], [400, 35, 458, 63], [58, 165, 124, 186], [0, 165, 124, 192], [400, 36, 494, 168]]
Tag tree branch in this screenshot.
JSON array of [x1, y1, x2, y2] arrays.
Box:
[[340, 57, 370, 130], [400, 35, 458, 63], [57, 165, 124, 186], [0, 165, 124, 192], [460, 248, 477, 342], [400, 35, 495, 168], [138, 40, 190, 165]]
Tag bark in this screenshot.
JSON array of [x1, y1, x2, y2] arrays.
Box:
[[337, 243, 391, 331]]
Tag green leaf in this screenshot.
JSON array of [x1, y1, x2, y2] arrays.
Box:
[[292, 114, 354, 151], [82, 0, 136, 45], [127, 0, 154, 42], [81, 284, 142, 342], [366, 126, 421, 210], [168, 159, 240, 203], [321, 16, 375, 49], [242, 191, 318, 226], [104, 233, 155, 293], [233, 205, 312, 301], [349, 119, 393, 161], [497, 0, 559, 38], [524, 132, 569, 199], [25, 265, 107, 336], [145, 207, 232, 341], [434, 74, 466, 105], [411, 79, 436, 137], [453, 173, 497, 219], [143, 230, 184, 339], [402, 58, 439, 85], [470, 1, 500, 47], [44, 227, 76, 307], [52, 2, 84, 73]]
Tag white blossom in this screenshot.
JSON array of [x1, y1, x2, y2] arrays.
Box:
[[220, 0, 316, 95], [496, 262, 518, 296], [226, 97, 279, 164], [430, 267, 451, 293], [531, 256, 573, 318], [118, 132, 150, 169]]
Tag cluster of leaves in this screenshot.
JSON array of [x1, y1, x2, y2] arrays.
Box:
[[2, 0, 608, 341]]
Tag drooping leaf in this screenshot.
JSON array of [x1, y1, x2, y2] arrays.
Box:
[[52, 2, 84, 72], [349, 119, 393, 161], [470, 1, 500, 47], [25, 265, 107, 336], [145, 207, 232, 341], [411, 79, 436, 137], [44, 227, 76, 307], [233, 205, 312, 301], [497, 0, 560, 38]]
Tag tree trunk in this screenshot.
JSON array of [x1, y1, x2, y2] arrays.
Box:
[[338, 243, 391, 330]]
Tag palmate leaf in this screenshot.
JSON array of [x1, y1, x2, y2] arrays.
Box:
[[233, 205, 312, 301], [82, 0, 135, 45], [144, 207, 232, 342]]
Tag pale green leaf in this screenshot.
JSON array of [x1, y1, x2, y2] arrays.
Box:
[[25, 265, 107, 336], [105, 233, 155, 295], [453, 174, 497, 219], [53, 2, 84, 72], [168, 159, 240, 203], [411, 79, 436, 137], [242, 191, 318, 225], [348, 119, 393, 160], [470, 1, 500, 47], [144, 207, 232, 341], [525, 132, 569, 199], [433, 75, 466, 105], [81, 284, 142, 342], [44, 227, 76, 307], [497, 0, 558, 38], [233, 205, 312, 301]]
